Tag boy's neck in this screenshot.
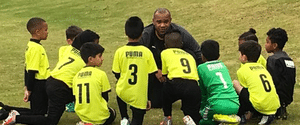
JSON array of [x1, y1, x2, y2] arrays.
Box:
[[128, 38, 139, 43], [273, 48, 282, 53], [31, 35, 41, 41]]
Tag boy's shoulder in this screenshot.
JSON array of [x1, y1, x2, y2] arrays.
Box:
[[268, 51, 292, 60]]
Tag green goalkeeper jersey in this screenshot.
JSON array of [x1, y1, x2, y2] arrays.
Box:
[[197, 60, 239, 110]]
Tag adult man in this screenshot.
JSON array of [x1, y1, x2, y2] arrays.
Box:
[[140, 8, 202, 108]]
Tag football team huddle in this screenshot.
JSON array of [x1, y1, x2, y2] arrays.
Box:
[[0, 8, 296, 125]]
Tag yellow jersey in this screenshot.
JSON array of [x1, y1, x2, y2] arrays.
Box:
[[237, 63, 280, 115], [112, 43, 157, 109], [73, 66, 111, 124], [25, 41, 50, 80], [161, 48, 199, 81], [58, 45, 70, 62], [51, 46, 85, 88]]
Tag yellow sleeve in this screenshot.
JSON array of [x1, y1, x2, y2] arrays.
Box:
[[26, 46, 41, 71], [161, 51, 168, 75], [237, 68, 247, 88], [112, 49, 120, 73], [101, 72, 111, 92], [147, 50, 158, 74]]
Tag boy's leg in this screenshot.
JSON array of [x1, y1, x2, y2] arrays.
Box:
[[181, 80, 201, 125], [199, 106, 217, 125], [130, 106, 146, 125], [162, 82, 178, 117], [30, 80, 48, 115], [103, 107, 116, 125], [46, 77, 74, 125], [117, 96, 129, 119]]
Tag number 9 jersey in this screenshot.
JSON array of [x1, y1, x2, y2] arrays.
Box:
[[112, 43, 158, 109], [237, 63, 280, 115], [161, 48, 199, 81]]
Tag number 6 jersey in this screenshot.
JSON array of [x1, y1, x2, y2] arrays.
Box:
[[237, 62, 280, 115], [112, 42, 157, 109]]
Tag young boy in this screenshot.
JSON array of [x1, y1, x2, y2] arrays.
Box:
[[197, 40, 240, 125], [73, 42, 116, 125], [233, 41, 280, 125], [59, 25, 83, 62], [24, 17, 50, 115], [159, 32, 201, 125], [2, 30, 100, 125], [265, 28, 296, 119], [112, 16, 157, 125], [238, 28, 266, 67], [60, 25, 83, 112]]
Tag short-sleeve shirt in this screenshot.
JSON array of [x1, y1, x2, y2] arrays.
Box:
[[112, 42, 157, 109], [237, 62, 280, 115], [197, 60, 239, 109], [51, 46, 85, 88], [73, 66, 111, 124], [25, 41, 50, 80], [161, 48, 199, 81], [58, 45, 70, 62]]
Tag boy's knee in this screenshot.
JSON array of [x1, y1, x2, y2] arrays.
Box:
[[232, 80, 243, 94]]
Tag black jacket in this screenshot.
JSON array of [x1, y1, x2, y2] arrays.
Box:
[[140, 23, 202, 69]]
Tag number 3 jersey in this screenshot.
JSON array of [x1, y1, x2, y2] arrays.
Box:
[[112, 42, 158, 109], [73, 66, 111, 124], [237, 62, 280, 115], [161, 48, 199, 81]]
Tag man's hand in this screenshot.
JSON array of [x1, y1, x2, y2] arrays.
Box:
[[155, 69, 166, 83], [23, 87, 31, 102]]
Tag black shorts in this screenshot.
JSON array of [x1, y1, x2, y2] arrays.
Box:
[[238, 88, 258, 115]]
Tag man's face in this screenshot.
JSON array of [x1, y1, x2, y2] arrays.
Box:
[[152, 12, 172, 36]]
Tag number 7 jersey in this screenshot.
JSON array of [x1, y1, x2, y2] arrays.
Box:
[[112, 43, 158, 109], [237, 63, 280, 115]]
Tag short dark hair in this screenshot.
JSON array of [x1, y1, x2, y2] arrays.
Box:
[[153, 8, 171, 18], [26, 17, 46, 34], [72, 30, 100, 50], [164, 31, 182, 48], [80, 42, 105, 64], [201, 40, 220, 61], [266, 28, 288, 50], [66, 25, 83, 40], [239, 28, 258, 43], [125, 16, 144, 39], [239, 40, 261, 62]]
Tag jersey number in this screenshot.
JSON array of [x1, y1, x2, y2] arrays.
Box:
[[58, 57, 75, 70], [180, 58, 191, 73], [128, 64, 137, 85], [216, 72, 228, 89], [259, 74, 271, 92], [77, 83, 90, 104]]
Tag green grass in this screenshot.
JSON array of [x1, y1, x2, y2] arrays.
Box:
[[0, 0, 299, 124]]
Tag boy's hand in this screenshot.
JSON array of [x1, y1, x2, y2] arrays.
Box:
[[155, 70, 166, 83], [23, 87, 31, 102], [146, 101, 151, 111]]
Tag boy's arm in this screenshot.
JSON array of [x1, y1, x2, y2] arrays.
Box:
[[24, 70, 38, 102], [102, 92, 109, 102], [198, 76, 207, 110]]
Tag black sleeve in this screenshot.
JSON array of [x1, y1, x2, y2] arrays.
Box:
[[25, 70, 38, 91], [102, 91, 109, 102], [112, 71, 120, 80]]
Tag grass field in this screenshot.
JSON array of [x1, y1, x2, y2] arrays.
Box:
[[0, 0, 299, 124]]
